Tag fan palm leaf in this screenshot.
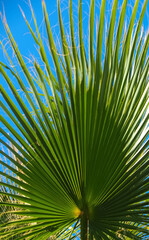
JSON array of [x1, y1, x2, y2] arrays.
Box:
[[0, 0, 148, 239]]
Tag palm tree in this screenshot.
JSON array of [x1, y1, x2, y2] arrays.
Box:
[[0, 0, 148, 239]]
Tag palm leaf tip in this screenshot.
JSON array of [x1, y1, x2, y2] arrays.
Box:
[[0, 0, 149, 239]]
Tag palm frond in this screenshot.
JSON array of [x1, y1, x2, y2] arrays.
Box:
[[0, 0, 148, 239]]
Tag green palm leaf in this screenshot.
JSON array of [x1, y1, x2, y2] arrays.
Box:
[[0, 0, 148, 239]]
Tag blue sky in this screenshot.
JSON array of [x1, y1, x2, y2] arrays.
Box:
[[0, 0, 148, 73], [0, 0, 148, 63]]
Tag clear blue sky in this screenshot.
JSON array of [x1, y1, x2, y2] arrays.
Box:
[[0, 0, 148, 63]]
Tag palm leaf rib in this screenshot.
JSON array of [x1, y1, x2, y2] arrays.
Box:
[[0, 0, 148, 239]]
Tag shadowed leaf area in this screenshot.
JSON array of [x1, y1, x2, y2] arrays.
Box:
[[0, 0, 148, 239]]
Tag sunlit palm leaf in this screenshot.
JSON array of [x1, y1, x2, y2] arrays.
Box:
[[0, 0, 148, 239]]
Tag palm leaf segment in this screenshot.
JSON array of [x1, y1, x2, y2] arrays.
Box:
[[0, 0, 149, 239]]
